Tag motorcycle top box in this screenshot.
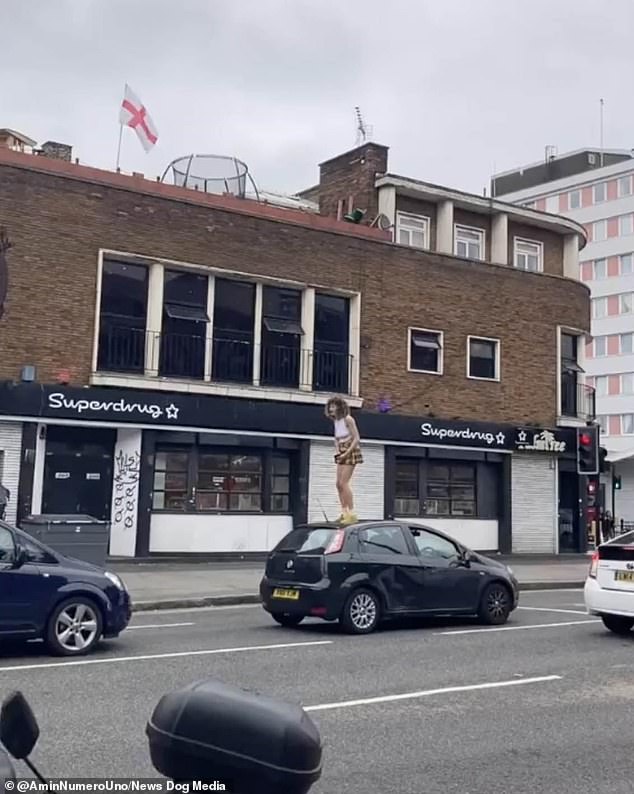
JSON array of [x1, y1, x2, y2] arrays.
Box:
[[146, 678, 323, 794]]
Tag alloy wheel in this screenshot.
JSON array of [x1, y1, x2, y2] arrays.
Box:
[[349, 592, 377, 630], [486, 587, 509, 621], [55, 603, 99, 652]]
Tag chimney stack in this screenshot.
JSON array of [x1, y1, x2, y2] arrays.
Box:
[[39, 141, 72, 162]]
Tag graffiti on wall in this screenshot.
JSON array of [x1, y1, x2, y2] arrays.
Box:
[[112, 448, 140, 533], [0, 231, 12, 321]]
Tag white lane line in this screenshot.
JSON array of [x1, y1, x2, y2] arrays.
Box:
[[0, 640, 332, 673], [304, 675, 562, 712], [521, 588, 583, 594], [128, 622, 195, 631], [437, 619, 598, 635], [518, 606, 587, 616]]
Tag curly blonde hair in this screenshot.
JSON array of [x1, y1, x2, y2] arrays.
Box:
[[324, 396, 350, 420]]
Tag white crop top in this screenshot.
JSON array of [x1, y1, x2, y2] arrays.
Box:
[[334, 417, 350, 440]]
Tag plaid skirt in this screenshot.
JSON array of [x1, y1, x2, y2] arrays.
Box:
[[335, 439, 364, 466]]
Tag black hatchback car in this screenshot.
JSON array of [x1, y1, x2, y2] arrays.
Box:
[[260, 521, 519, 634]]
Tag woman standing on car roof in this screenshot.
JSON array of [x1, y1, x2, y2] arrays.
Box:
[[325, 396, 363, 525]]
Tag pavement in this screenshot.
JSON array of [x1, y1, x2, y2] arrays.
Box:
[[108, 555, 593, 612], [2, 590, 633, 793]]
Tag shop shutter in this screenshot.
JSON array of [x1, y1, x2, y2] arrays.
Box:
[[0, 421, 23, 525], [511, 454, 556, 553]]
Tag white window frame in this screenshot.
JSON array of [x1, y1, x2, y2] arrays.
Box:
[[621, 253, 634, 275], [618, 175, 633, 198], [619, 293, 633, 315], [454, 224, 485, 261], [593, 182, 607, 203], [621, 333, 634, 355], [622, 414, 634, 435], [592, 297, 608, 319], [593, 220, 608, 242], [407, 327, 444, 375], [396, 212, 430, 250], [622, 373, 634, 395], [513, 237, 543, 272], [569, 190, 581, 209], [594, 336, 607, 357], [595, 375, 609, 397], [466, 335, 500, 382], [593, 258, 607, 280], [619, 214, 634, 237]]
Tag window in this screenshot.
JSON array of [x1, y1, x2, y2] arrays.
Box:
[[425, 463, 476, 517], [313, 293, 350, 393], [358, 524, 410, 556], [394, 460, 420, 515], [618, 176, 633, 197], [275, 526, 342, 554], [622, 415, 634, 435], [620, 215, 634, 237], [212, 278, 256, 384], [593, 220, 608, 242], [0, 526, 15, 565], [593, 259, 607, 280], [97, 260, 149, 373], [396, 212, 429, 250], [595, 376, 608, 397], [569, 190, 581, 209], [593, 182, 607, 203], [410, 528, 460, 562], [621, 254, 633, 275], [622, 373, 634, 394], [468, 336, 499, 380], [160, 270, 209, 380], [598, 415, 608, 435], [622, 333, 634, 354], [560, 332, 583, 417], [21, 535, 57, 565], [261, 286, 303, 388], [408, 328, 443, 374], [514, 238, 543, 272], [620, 293, 633, 314], [454, 225, 485, 260], [151, 447, 291, 513], [594, 336, 607, 357], [592, 298, 608, 319]]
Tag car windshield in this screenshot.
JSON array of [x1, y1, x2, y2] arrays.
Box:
[[275, 527, 340, 554]]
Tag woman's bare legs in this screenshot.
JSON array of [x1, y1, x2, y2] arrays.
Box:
[[336, 464, 355, 513]]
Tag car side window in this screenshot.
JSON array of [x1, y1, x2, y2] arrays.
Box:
[[359, 524, 410, 555], [0, 526, 16, 566], [410, 528, 460, 563]]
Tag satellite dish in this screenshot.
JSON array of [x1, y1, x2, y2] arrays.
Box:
[[370, 213, 393, 231]]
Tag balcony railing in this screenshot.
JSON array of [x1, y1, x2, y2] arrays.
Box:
[[561, 378, 596, 421], [96, 324, 355, 395]]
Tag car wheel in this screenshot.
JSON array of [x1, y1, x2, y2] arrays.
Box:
[[478, 583, 511, 625], [46, 597, 103, 656], [340, 588, 380, 634], [601, 614, 634, 635], [271, 613, 304, 627]]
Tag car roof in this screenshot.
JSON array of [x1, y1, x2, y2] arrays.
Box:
[[297, 520, 465, 544]]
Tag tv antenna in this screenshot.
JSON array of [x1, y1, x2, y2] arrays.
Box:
[[355, 106, 373, 146]]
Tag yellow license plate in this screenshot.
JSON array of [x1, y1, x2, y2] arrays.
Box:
[[615, 571, 634, 582], [272, 588, 300, 600]]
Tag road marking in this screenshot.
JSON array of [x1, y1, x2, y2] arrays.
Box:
[[0, 640, 332, 673], [128, 622, 195, 630], [437, 619, 599, 635], [520, 588, 583, 594], [304, 674, 562, 712], [518, 606, 587, 616]]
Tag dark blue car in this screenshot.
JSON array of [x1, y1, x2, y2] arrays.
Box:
[[0, 520, 131, 656]]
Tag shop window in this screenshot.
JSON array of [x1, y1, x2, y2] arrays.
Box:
[[152, 446, 291, 513], [394, 460, 420, 515], [313, 293, 350, 393], [261, 286, 303, 388], [97, 260, 149, 373], [394, 458, 477, 518], [212, 278, 256, 384]]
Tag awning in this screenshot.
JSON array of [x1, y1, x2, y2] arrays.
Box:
[[606, 446, 634, 464]]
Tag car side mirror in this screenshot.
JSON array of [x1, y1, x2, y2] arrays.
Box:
[[0, 691, 40, 760], [462, 550, 475, 565], [12, 547, 27, 570]]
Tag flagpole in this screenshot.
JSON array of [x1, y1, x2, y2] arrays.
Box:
[[599, 98, 605, 167], [115, 123, 124, 171]]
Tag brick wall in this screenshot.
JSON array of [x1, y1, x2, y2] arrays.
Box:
[[0, 160, 590, 426], [317, 143, 388, 223]]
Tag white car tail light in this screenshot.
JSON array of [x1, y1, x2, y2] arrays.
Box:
[[589, 550, 599, 579]]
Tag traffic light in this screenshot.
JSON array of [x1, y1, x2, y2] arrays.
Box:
[[577, 425, 599, 475], [615, 475, 622, 490]]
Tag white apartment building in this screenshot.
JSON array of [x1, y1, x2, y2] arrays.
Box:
[[493, 149, 634, 524]]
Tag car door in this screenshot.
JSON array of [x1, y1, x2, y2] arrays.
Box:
[[355, 523, 423, 612], [408, 526, 482, 612], [0, 524, 41, 635]]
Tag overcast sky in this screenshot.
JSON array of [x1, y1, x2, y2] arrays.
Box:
[[3, 0, 633, 196]]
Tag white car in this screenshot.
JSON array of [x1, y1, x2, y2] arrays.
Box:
[[585, 531, 634, 635]]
